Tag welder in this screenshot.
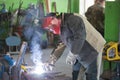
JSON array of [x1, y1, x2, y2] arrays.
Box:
[[42, 13, 106, 80]]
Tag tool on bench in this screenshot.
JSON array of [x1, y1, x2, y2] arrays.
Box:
[[102, 42, 120, 61]]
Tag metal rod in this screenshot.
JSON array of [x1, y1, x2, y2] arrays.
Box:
[[16, 41, 27, 68]]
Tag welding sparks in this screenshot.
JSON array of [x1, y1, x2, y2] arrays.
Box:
[[20, 2, 49, 75], [29, 62, 46, 75], [30, 42, 45, 75]]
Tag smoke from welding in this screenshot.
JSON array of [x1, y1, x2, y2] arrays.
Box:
[[20, 3, 46, 65]]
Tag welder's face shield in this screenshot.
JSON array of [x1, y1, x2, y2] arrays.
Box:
[[42, 17, 61, 35]]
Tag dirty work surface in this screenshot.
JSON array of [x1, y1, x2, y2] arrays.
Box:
[[21, 71, 72, 80]]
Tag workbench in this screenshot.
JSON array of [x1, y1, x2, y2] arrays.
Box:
[[21, 71, 72, 80]]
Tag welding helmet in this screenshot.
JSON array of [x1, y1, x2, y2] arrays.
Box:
[[42, 13, 61, 35]]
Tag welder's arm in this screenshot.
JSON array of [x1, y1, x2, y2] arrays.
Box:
[[44, 42, 66, 71], [66, 35, 85, 65], [48, 42, 66, 64], [68, 15, 86, 55], [66, 15, 86, 65]]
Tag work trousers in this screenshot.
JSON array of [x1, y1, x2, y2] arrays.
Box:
[[72, 58, 97, 80]]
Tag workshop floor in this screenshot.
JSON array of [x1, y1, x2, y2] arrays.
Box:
[[12, 47, 72, 78]]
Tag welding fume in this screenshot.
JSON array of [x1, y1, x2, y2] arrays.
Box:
[[20, 3, 49, 74]]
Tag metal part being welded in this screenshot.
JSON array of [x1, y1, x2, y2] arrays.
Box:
[[11, 41, 28, 80]]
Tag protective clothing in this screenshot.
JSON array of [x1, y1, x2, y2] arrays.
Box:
[[42, 17, 60, 35], [66, 51, 78, 65], [43, 42, 66, 71], [72, 71, 79, 80], [43, 13, 106, 80], [43, 63, 54, 71]]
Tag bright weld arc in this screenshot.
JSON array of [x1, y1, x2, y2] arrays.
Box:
[[30, 62, 46, 75]]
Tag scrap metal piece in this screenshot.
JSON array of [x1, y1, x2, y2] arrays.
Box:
[[16, 41, 27, 68], [10, 41, 28, 80]]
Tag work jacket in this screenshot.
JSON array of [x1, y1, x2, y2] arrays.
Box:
[[51, 13, 106, 68]]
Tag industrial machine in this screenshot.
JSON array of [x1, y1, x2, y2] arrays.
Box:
[[103, 23, 120, 61], [102, 41, 120, 61]]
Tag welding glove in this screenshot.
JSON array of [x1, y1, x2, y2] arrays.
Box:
[[43, 54, 57, 71], [43, 62, 55, 71], [66, 51, 78, 65]]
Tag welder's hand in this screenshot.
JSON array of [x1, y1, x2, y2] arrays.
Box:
[[43, 54, 57, 71], [43, 62, 55, 71], [66, 51, 78, 65]]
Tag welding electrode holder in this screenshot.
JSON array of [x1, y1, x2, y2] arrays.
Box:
[[43, 54, 57, 71]]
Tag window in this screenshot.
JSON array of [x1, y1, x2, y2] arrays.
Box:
[[79, 0, 94, 16]]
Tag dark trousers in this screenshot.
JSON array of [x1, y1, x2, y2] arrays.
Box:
[[72, 60, 81, 80], [72, 59, 97, 80]]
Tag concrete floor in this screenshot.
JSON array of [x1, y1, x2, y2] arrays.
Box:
[[12, 47, 72, 77]]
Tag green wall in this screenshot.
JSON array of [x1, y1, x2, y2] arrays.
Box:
[[105, 1, 120, 42], [50, 0, 68, 12], [0, 0, 38, 10], [49, 0, 79, 13], [0, 0, 79, 13], [104, 1, 120, 70], [71, 0, 79, 13]]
